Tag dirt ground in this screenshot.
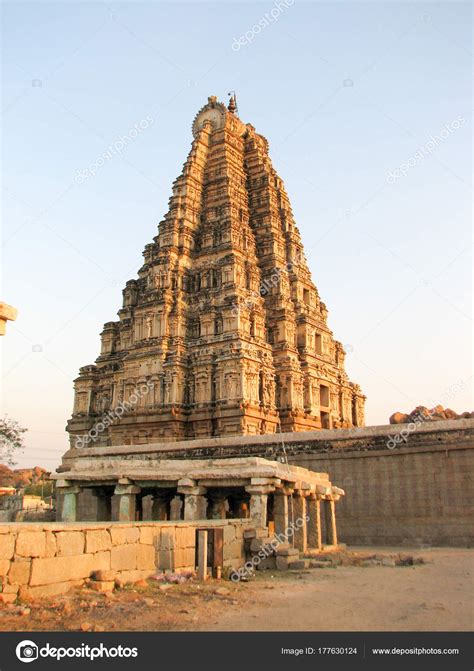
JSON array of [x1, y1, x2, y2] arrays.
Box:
[[0, 547, 472, 632]]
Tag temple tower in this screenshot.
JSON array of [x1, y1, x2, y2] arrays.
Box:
[[67, 96, 365, 448]]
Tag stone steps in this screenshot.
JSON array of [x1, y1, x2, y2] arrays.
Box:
[[246, 534, 312, 572]]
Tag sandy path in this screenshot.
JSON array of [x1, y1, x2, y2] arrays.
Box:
[[201, 547, 474, 631]]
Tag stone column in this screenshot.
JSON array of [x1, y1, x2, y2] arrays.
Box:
[[292, 492, 308, 553], [169, 495, 183, 520], [245, 485, 274, 528], [197, 529, 208, 581], [307, 496, 322, 550], [209, 496, 227, 520], [59, 486, 81, 522], [114, 484, 141, 522], [273, 489, 291, 537], [178, 479, 207, 521], [141, 495, 153, 520], [183, 490, 207, 520], [324, 498, 338, 546], [152, 495, 169, 521]]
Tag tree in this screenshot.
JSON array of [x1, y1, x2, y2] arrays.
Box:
[[0, 416, 27, 466]]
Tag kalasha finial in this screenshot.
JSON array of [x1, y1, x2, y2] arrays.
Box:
[[227, 91, 238, 115]]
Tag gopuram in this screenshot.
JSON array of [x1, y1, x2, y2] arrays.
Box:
[[66, 95, 365, 450]]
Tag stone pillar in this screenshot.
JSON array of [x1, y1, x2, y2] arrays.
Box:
[[273, 489, 291, 537], [292, 492, 308, 553], [178, 480, 207, 521], [140, 495, 152, 520], [197, 530, 208, 581], [209, 496, 227, 520], [114, 484, 141, 522], [152, 495, 169, 521], [182, 490, 207, 520], [59, 486, 81, 522], [307, 496, 322, 550], [245, 485, 274, 528], [169, 495, 183, 520], [324, 498, 338, 546]]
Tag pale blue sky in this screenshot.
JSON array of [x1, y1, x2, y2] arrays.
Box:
[[1, 1, 472, 470]]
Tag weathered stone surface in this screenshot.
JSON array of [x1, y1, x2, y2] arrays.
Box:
[[0, 592, 17, 603], [289, 560, 309, 570], [275, 547, 299, 557], [256, 556, 276, 570], [223, 540, 245, 562], [160, 528, 176, 550], [8, 560, 31, 585], [0, 559, 10, 576], [223, 525, 236, 543], [111, 544, 137, 571], [136, 544, 155, 570], [91, 569, 116, 582], [276, 556, 293, 570], [30, 552, 110, 586], [110, 527, 140, 546], [0, 535, 15, 560], [175, 526, 195, 548], [116, 569, 151, 584], [139, 526, 157, 546], [56, 531, 85, 557], [19, 580, 84, 601], [45, 531, 57, 558], [90, 580, 114, 593], [250, 538, 273, 552], [389, 412, 409, 424], [85, 530, 111, 553], [16, 532, 45, 558], [3, 583, 19, 594]]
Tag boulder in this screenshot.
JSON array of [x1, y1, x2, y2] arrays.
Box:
[[389, 412, 408, 425]]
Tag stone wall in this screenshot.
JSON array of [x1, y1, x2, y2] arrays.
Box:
[[0, 520, 249, 601], [288, 423, 473, 547]]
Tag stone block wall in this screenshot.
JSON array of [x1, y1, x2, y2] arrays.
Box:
[[0, 520, 249, 601], [290, 430, 473, 547]]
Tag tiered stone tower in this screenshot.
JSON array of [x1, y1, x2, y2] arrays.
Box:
[[67, 96, 365, 448]]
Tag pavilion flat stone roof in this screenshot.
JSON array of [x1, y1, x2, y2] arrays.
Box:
[[53, 456, 340, 496]]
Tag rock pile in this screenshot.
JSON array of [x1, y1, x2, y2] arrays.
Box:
[[389, 405, 473, 425]]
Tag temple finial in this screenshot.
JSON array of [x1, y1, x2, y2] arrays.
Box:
[[227, 91, 238, 115], [228, 95, 236, 114]]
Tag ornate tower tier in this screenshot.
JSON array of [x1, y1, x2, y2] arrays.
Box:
[[67, 96, 365, 448]]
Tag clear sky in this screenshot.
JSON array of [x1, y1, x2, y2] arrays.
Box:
[[1, 1, 472, 470]]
